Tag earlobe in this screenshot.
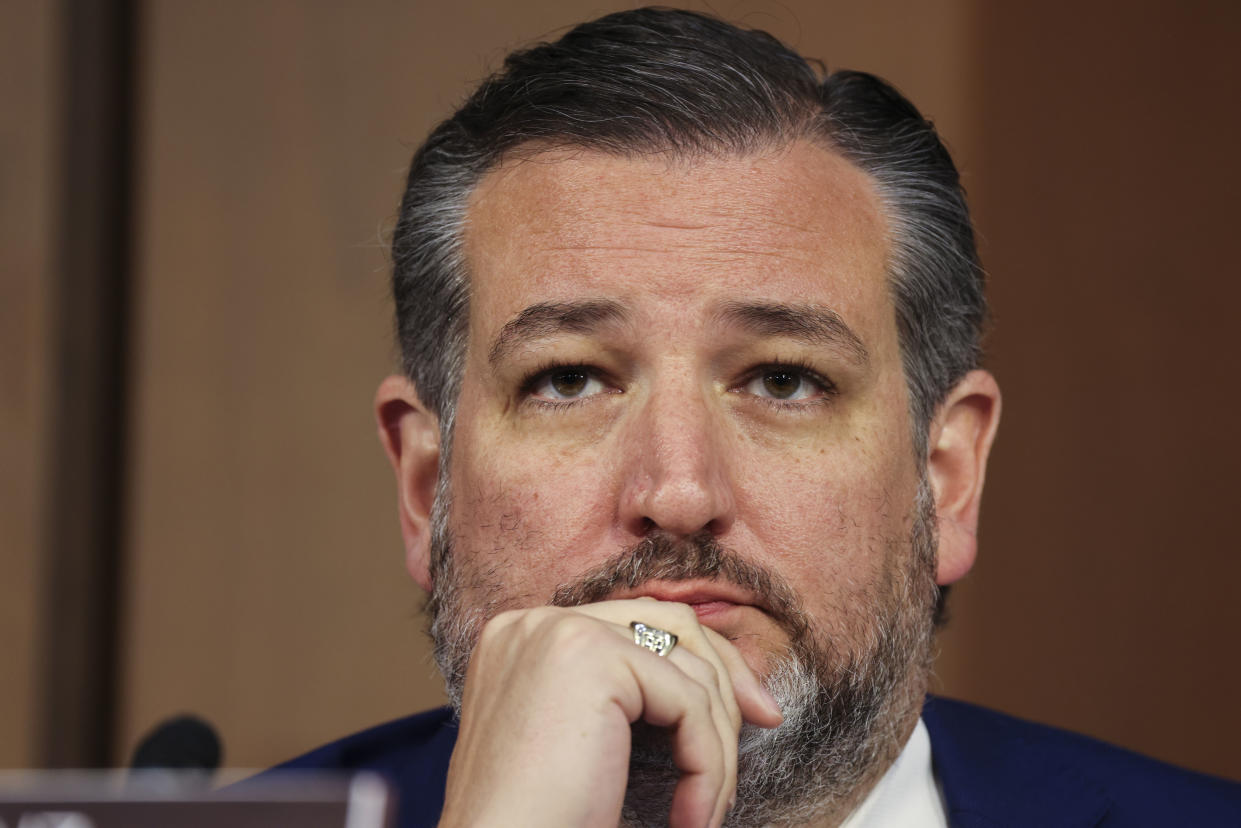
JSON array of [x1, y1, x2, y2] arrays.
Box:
[[926, 369, 1001, 586], [375, 374, 441, 592]]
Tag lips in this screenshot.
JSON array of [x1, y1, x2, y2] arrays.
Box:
[[684, 600, 737, 620], [610, 580, 769, 618]]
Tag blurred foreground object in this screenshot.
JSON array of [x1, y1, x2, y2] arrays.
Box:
[[0, 770, 392, 827], [128, 714, 221, 790]]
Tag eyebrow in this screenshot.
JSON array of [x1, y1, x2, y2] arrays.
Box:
[[488, 299, 630, 366], [715, 300, 869, 365]]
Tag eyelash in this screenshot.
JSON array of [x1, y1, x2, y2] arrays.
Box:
[[519, 362, 612, 410], [520, 359, 837, 410], [738, 359, 838, 409]]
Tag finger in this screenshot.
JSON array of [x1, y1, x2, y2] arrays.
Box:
[[663, 648, 737, 827], [698, 625, 784, 728], [576, 601, 744, 739], [576, 602, 741, 825], [664, 604, 743, 730], [616, 647, 728, 828], [576, 599, 782, 728]]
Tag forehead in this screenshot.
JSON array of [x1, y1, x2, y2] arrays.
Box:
[[461, 140, 894, 350]]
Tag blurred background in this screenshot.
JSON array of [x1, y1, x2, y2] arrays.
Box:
[[4, 0, 1240, 780]]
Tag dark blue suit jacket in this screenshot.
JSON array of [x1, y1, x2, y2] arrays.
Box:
[[272, 696, 1241, 827]]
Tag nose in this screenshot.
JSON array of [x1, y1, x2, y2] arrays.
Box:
[[618, 383, 737, 538]]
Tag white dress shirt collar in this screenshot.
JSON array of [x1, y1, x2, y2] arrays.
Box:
[[838, 718, 947, 828]]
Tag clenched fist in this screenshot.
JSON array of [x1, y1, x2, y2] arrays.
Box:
[[438, 598, 784, 828]]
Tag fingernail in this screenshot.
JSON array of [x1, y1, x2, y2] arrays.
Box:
[[728, 793, 737, 812]]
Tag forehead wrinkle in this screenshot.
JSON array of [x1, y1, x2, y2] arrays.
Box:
[[713, 300, 870, 366], [487, 299, 630, 367], [541, 206, 825, 246], [542, 243, 816, 263]]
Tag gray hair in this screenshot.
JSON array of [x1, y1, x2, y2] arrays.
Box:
[[391, 6, 985, 468]]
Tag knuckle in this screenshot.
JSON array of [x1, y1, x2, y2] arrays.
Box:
[[477, 609, 518, 644], [543, 612, 606, 657], [481, 607, 617, 669], [519, 604, 559, 630]]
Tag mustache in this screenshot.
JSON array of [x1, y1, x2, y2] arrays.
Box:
[[548, 531, 812, 644]]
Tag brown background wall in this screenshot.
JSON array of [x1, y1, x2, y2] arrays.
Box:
[[4, 0, 1239, 781], [939, 0, 1241, 780], [1, 0, 59, 773]]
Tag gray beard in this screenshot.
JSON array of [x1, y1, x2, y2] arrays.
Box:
[[425, 479, 940, 827]]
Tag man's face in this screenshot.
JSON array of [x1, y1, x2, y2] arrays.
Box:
[[442, 140, 924, 679], [376, 134, 996, 826]]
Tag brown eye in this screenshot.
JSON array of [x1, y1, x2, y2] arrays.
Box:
[[762, 371, 801, 399], [529, 367, 608, 402], [739, 366, 829, 403], [550, 369, 588, 397]]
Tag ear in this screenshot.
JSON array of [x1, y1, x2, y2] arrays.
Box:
[[374, 374, 440, 592], [925, 369, 1001, 586]]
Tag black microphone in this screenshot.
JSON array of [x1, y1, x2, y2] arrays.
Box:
[[129, 714, 223, 789]]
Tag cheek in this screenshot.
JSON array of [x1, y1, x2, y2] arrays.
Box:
[[734, 418, 918, 600], [447, 418, 621, 597]]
